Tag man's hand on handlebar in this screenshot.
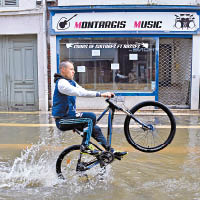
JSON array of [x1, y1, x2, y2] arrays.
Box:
[[100, 92, 115, 98]]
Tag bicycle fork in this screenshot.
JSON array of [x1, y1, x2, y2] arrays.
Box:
[[123, 109, 154, 131]]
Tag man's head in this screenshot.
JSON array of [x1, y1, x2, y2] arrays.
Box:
[[59, 61, 75, 80]]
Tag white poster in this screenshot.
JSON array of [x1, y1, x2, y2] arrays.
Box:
[[77, 66, 86, 72], [92, 50, 100, 56], [111, 63, 119, 70], [129, 54, 138, 60], [151, 81, 156, 91]]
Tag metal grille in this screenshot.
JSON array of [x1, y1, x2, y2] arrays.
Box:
[[159, 38, 192, 108]]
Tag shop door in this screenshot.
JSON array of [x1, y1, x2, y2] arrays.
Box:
[[0, 35, 38, 111]]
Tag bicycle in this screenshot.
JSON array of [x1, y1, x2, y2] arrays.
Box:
[[56, 98, 176, 179]]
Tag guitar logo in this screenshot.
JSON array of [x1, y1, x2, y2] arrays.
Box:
[[57, 14, 78, 30]]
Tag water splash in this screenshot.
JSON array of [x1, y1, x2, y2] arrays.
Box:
[[59, 164, 113, 194], [0, 129, 113, 193], [0, 141, 59, 189]]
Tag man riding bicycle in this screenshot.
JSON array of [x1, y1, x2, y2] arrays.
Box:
[[52, 61, 127, 157]]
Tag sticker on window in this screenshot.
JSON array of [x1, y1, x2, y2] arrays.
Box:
[[111, 63, 120, 70], [92, 50, 100, 56], [77, 66, 86, 72], [129, 54, 138, 60]]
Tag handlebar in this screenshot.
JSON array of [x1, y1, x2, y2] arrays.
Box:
[[105, 97, 133, 115], [105, 98, 123, 111]]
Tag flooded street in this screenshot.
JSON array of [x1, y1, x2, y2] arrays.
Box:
[[0, 111, 200, 200]]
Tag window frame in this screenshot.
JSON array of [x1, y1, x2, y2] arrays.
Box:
[[57, 35, 160, 100], [0, 0, 19, 7]]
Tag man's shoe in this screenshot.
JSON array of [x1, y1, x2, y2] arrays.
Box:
[[113, 151, 128, 160], [113, 151, 128, 157], [80, 144, 99, 155]]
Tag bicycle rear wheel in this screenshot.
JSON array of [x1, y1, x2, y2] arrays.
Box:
[[124, 101, 176, 153], [56, 145, 101, 179]]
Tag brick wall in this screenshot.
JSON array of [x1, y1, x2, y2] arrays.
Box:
[[47, 0, 58, 103]]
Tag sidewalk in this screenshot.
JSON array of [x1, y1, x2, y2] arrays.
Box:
[[77, 109, 200, 116], [0, 108, 200, 116]]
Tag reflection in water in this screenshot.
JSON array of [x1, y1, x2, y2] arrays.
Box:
[[0, 115, 200, 199], [181, 117, 200, 199]]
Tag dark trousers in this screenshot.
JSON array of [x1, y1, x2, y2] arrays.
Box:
[[55, 112, 108, 149]]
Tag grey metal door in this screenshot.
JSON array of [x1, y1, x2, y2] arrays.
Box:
[[0, 35, 38, 111], [159, 38, 192, 108], [0, 36, 8, 110]]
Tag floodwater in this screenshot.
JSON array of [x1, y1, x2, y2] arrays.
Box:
[[0, 112, 200, 200]]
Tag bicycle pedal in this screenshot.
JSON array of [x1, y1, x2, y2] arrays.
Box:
[[113, 151, 128, 157], [113, 152, 128, 160], [114, 155, 122, 160]]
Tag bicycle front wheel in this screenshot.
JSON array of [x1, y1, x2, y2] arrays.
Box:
[[124, 101, 176, 153], [56, 145, 101, 179]]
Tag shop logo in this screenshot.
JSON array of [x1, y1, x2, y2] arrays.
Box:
[[57, 14, 78, 30], [174, 14, 196, 29]]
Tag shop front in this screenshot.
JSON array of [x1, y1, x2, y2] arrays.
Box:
[[49, 6, 200, 109]]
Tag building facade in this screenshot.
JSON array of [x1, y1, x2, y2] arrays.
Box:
[[1, 0, 199, 111], [0, 0, 49, 111], [48, 0, 200, 110]]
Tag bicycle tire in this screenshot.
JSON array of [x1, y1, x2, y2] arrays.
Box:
[[56, 145, 80, 179], [56, 145, 101, 179], [124, 101, 176, 153]]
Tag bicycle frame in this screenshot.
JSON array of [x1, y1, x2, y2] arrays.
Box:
[[96, 99, 151, 147], [76, 99, 152, 171]]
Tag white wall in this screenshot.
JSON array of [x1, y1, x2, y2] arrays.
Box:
[[58, 0, 200, 6], [0, 14, 42, 35], [191, 35, 200, 109], [50, 35, 57, 106], [0, 0, 38, 11]]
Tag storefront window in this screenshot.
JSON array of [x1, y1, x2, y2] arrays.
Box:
[[59, 37, 156, 92]]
